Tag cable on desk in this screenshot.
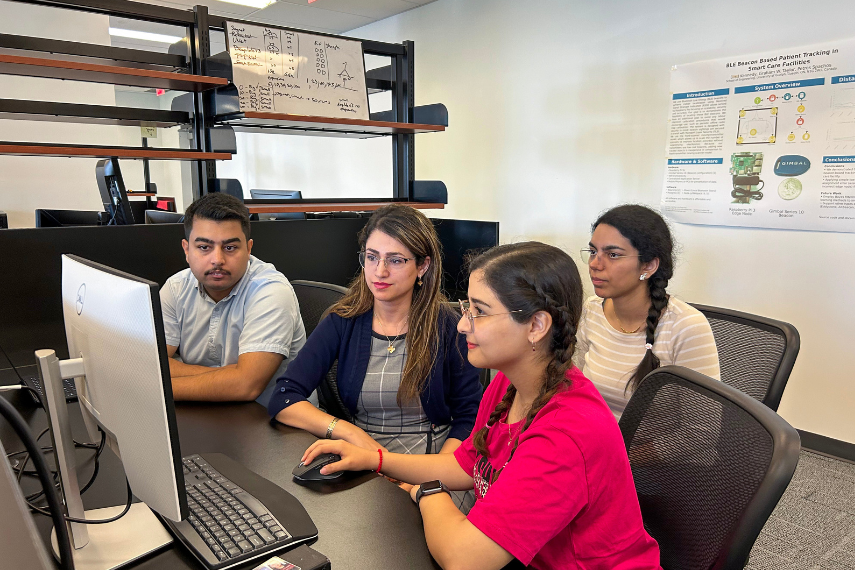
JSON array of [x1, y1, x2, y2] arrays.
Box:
[[1, 341, 121, 523], [0, 340, 28, 383], [0, 396, 74, 570], [16, 429, 107, 508]]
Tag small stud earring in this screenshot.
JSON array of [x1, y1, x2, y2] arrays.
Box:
[[639, 273, 647, 281]]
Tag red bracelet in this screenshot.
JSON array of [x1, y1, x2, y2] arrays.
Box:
[[376, 448, 383, 473]]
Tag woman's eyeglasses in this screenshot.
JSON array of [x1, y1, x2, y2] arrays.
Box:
[[580, 248, 641, 264], [458, 300, 523, 327], [358, 251, 416, 270]]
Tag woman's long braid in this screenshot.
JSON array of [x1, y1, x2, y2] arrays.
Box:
[[511, 287, 578, 456], [472, 385, 516, 456], [625, 274, 669, 393]]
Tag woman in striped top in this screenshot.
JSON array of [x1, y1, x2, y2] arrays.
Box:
[[575, 205, 720, 419]]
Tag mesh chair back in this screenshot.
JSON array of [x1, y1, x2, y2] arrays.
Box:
[[291, 280, 348, 337], [619, 366, 800, 570], [691, 304, 800, 411], [291, 280, 349, 419]]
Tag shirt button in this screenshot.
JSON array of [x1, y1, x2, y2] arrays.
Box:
[[285, 399, 290, 404]]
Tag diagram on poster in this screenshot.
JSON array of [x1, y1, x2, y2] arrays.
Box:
[[662, 39, 855, 232], [225, 21, 369, 120]]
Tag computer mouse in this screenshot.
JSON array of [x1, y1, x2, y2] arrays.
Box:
[[292, 453, 344, 481]]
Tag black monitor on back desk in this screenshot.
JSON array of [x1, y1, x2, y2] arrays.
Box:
[[35, 209, 101, 228]]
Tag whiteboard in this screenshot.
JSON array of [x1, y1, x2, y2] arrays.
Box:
[[225, 21, 370, 120]]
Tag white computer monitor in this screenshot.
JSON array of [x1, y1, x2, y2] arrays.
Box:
[[61, 254, 187, 521], [36, 254, 188, 569]]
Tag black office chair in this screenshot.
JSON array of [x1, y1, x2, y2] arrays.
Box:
[[291, 280, 348, 337], [290, 280, 351, 420], [691, 304, 800, 411], [619, 365, 800, 570], [144, 210, 185, 224]]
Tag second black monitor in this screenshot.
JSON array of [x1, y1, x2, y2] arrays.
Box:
[[249, 189, 305, 220], [95, 158, 135, 225]]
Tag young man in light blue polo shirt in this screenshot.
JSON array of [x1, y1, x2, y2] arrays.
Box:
[[160, 193, 306, 403]]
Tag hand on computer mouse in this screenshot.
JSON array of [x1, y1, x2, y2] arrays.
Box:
[[301, 439, 380, 476], [292, 453, 344, 481]]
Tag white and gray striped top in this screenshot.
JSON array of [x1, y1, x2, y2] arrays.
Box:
[[574, 295, 720, 420]]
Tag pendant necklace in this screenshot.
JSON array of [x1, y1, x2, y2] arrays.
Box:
[[375, 312, 407, 353]]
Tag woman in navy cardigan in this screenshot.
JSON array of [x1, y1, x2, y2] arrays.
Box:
[[268, 205, 481, 458]]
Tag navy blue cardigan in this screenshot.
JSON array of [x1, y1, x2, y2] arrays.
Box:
[[267, 309, 482, 441]]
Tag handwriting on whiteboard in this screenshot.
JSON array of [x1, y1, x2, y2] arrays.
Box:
[[225, 21, 369, 120]]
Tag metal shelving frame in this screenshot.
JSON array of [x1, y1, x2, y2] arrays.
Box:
[[4, 0, 441, 203]]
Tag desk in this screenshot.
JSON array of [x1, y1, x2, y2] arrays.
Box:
[[0, 369, 439, 570]]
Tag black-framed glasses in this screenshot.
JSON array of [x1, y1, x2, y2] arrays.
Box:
[[358, 251, 416, 270], [458, 300, 523, 327], [580, 247, 642, 264]]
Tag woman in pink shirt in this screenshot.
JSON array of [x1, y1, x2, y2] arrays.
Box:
[[302, 242, 661, 570]]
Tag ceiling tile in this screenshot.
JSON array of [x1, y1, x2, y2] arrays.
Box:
[[246, 1, 373, 33], [271, 0, 420, 20], [107, 0, 439, 36]]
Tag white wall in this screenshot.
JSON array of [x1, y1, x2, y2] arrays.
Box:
[[0, 1, 120, 227], [216, 87, 394, 199], [340, 0, 855, 442]]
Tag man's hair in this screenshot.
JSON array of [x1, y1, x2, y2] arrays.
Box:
[[183, 193, 251, 240]]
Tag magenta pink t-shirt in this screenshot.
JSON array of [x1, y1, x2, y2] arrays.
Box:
[[454, 367, 661, 569]]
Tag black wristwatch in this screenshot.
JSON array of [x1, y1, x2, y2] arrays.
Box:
[[415, 480, 450, 503]]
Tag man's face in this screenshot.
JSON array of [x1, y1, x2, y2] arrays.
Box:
[[182, 219, 253, 302]]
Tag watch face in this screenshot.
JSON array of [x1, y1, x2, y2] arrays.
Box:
[[421, 480, 444, 493], [417, 480, 448, 502]]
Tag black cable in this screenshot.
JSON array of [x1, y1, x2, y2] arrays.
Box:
[[0, 340, 27, 385], [2, 340, 119, 524], [65, 478, 133, 524], [0, 397, 74, 570], [20, 429, 106, 508], [79, 430, 106, 495]]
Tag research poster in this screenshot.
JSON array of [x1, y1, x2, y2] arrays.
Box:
[[663, 39, 855, 232]]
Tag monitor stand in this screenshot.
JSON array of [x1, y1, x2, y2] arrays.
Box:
[[36, 349, 173, 570]]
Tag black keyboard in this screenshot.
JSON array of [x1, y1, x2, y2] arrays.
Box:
[[20, 373, 78, 406], [164, 454, 317, 570]]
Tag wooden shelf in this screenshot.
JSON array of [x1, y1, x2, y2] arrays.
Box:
[[0, 143, 231, 160], [216, 112, 446, 138], [127, 192, 156, 197], [0, 99, 189, 127], [0, 54, 228, 91], [246, 201, 444, 214]]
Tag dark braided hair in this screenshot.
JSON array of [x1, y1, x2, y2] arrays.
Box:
[[469, 242, 584, 458], [592, 205, 674, 393]]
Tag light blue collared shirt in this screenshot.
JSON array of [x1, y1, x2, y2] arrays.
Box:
[[160, 255, 306, 401]]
